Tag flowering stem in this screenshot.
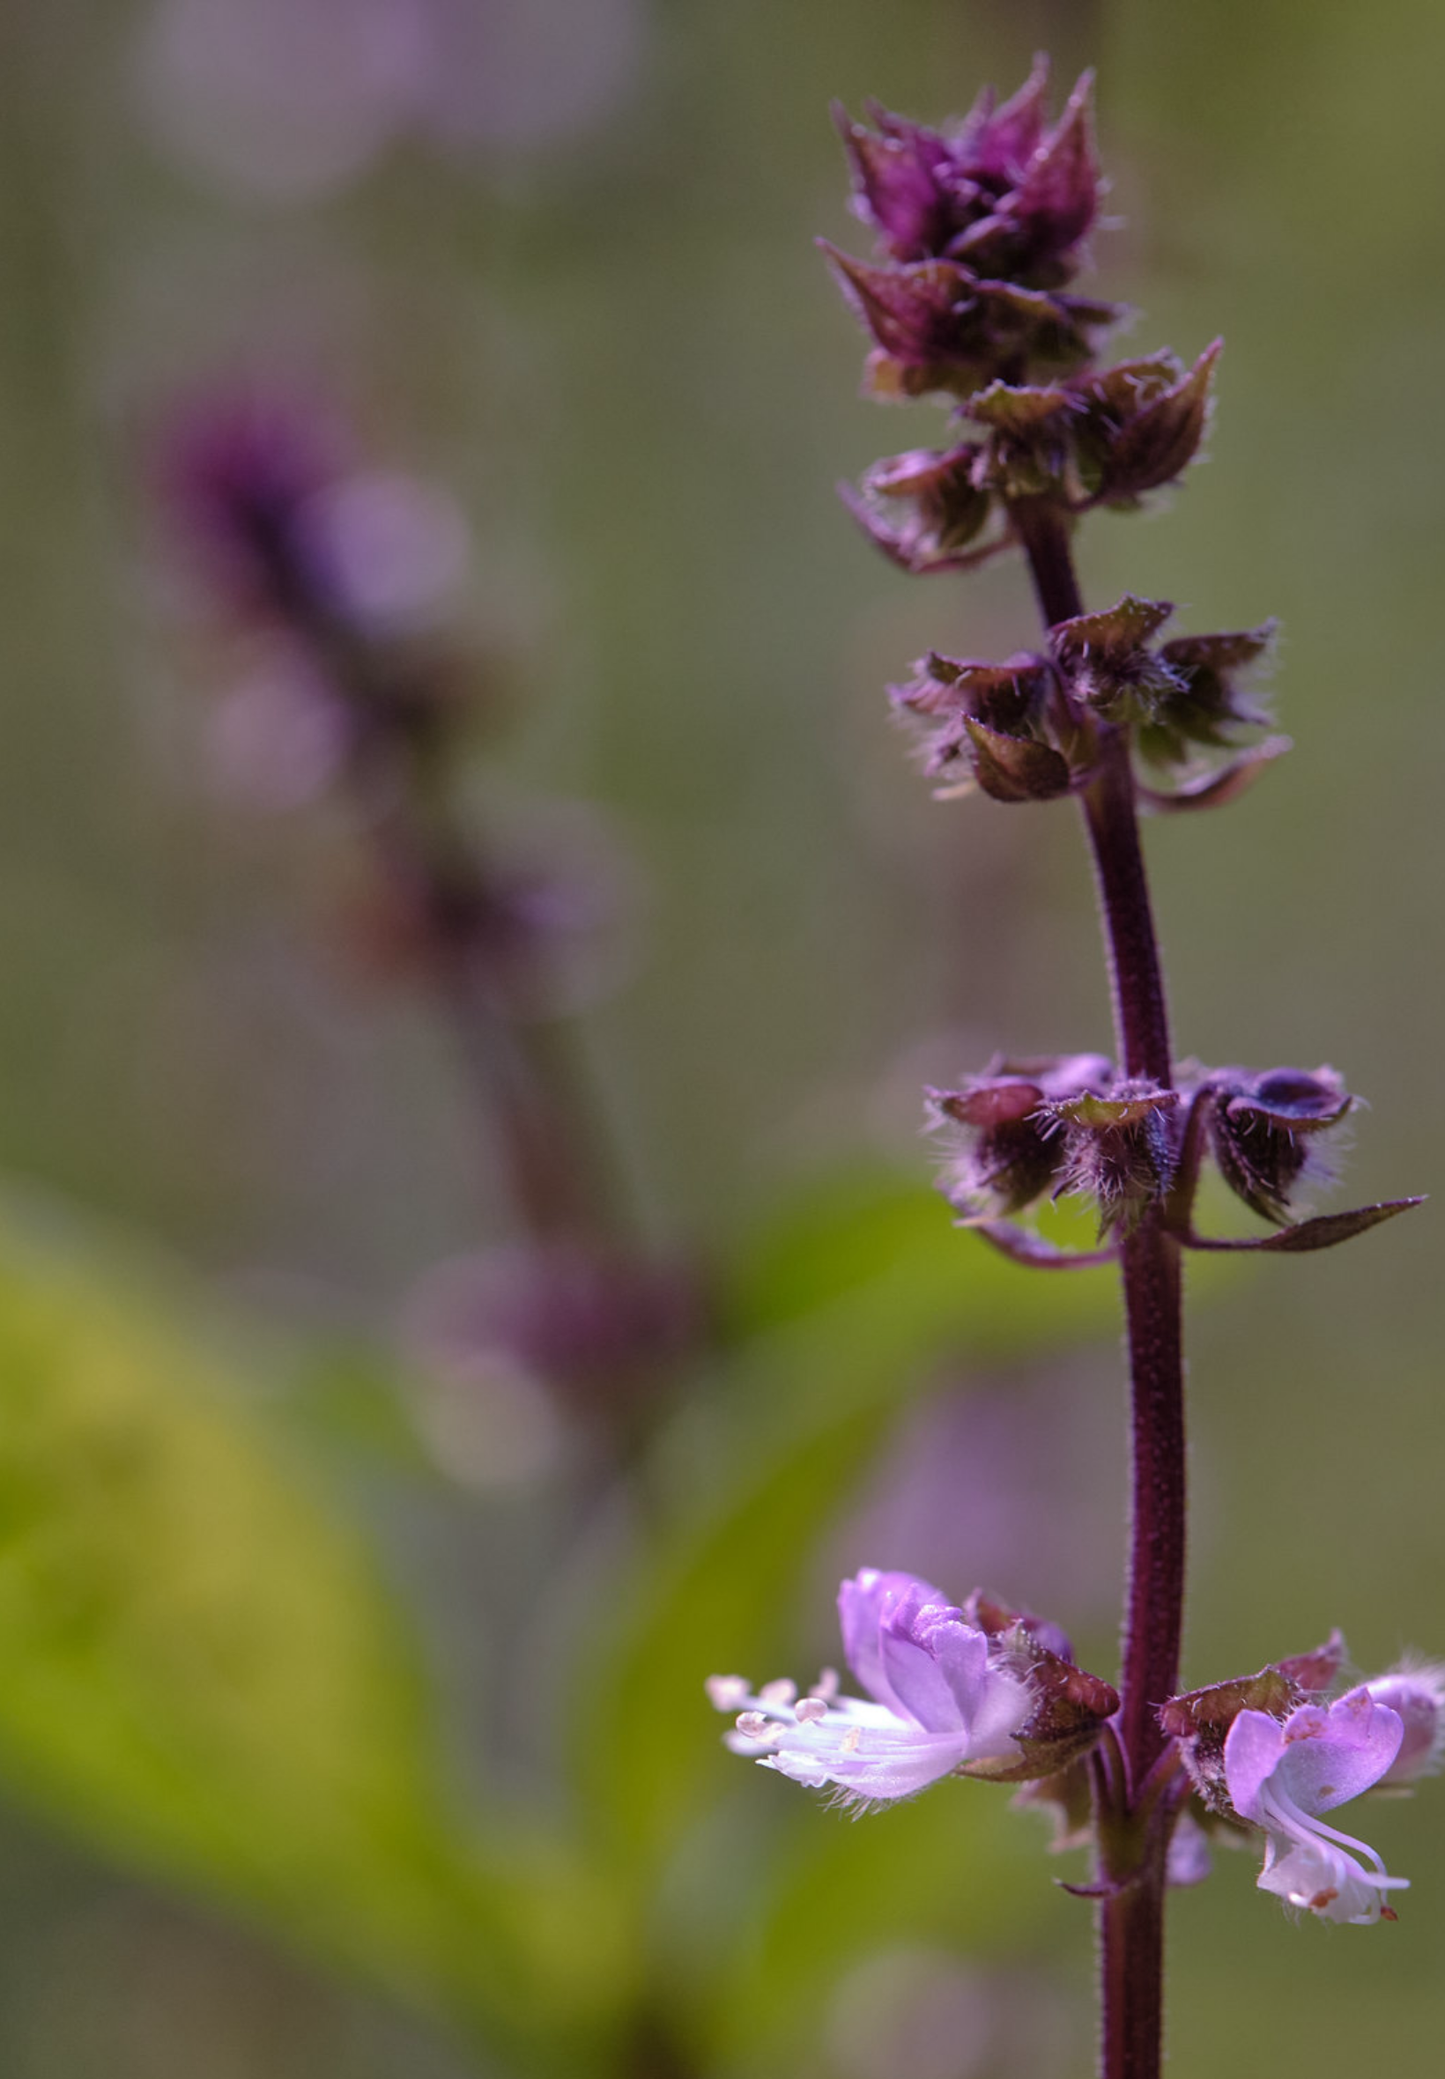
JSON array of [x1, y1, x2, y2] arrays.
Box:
[[347, 714, 628, 1249], [1011, 496, 1185, 2079]]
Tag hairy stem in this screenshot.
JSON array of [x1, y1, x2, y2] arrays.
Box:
[[1011, 497, 1186, 2079]]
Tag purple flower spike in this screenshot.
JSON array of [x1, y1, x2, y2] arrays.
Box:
[[707, 1569, 1032, 1808], [1224, 1692, 1409, 1923]]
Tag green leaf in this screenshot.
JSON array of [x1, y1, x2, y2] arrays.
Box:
[[0, 1205, 629, 2060]]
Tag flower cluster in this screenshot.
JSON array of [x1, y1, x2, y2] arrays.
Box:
[[888, 594, 1282, 807], [713, 1584, 1444, 1928], [926, 1053, 1416, 1259], [1164, 1651, 1445, 1924]]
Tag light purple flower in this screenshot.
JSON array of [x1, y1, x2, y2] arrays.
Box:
[[1224, 1690, 1409, 1923], [706, 1569, 1032, 1807], [1362, 1662, 1445, 1785]]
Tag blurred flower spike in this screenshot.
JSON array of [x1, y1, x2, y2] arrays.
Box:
[[161, 387, 470, 646], [708, 1570, 1116, 1808], [1224, 1692, 1411, 1924]]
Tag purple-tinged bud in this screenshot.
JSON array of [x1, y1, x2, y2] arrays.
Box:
[[840, 443, 998, 575], [1159, 1632, 1349, 1815], [1050, 594, 1181, 723], [927, 1053, 1110, 1221], [966, 72, 1100, 286], [1073, 342, 1222, 504], [962, 720, 1074, 804], [1141, 622, 1276, 766], [832, 101, 968, 265], [955, 1587, 1118, 1784], [890, 652, 1089, 797], [957, 55, 1052, 186], [1205, 1065, 1353, 1225], [821, 245, 1119, 400], [1360, 1664, 1445, 1784], [834, 60, 1099, 291], [1044, 1080, 1180, 1239], [965, 379, 1078, 499]]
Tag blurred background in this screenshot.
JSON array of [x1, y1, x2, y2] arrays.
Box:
[[0, 0, 1441, 2072]]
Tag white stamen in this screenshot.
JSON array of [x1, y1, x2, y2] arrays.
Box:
[[705, 1674, 749, 1712], [760, 1678, 798, 1706], [811, 1667, 840, 1702], [795, 1696, 828, 1723], [842, 1726, 863, 1754], [735, 1711, 773, 1740]]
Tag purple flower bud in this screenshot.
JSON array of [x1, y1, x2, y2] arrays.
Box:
[[1073, 342, 1222, 504], [707, 1568, 1035, 1807], [890, 652, 1088, 797], [926, 1053, 1111, 1221], [1224, 1693, 1409, 1923], [1205, 1065, 1354, 1225], [1044, 1080, 1181, 1239], [957, 1589, 1118, 1782], [1360, 1664, 1445, 1784], [1143, 622, 1277, 766], [821, 245, 1119, 401], [841, 443, 997, 575], [1050, 594, 1181, 723], [834, 61, 1101, 290]]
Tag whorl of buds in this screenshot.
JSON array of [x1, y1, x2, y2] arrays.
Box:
[[929, 1055, 1179, 1238]]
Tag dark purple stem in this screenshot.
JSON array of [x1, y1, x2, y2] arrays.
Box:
[[1011, 497, 1186, 2079]]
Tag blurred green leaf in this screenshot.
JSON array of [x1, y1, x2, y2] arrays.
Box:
[[0, 1205, 630, 2065], [577, 1168, 1117, 1871], [694, 1785, 1072, 2065]]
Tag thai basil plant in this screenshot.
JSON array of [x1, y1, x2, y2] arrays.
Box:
[[709, 58, 1438, 2077]]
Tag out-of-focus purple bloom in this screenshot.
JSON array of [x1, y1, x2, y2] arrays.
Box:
[[1224, 1691, 1409, 1923], [160, 389, 345, 625], [1166, 1811, 1212, 1889], [1362, 1663, 1445, 1785], [405, 1241, 700, 1420], [136, 0, 425, 203], [161, 389, 471, 641], [707, 1569, 1032, 1807], [135, 0, 647, 201]]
